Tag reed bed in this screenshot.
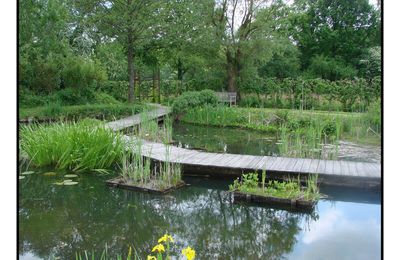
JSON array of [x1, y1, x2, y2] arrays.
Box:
[[20, 121, 124, 172]]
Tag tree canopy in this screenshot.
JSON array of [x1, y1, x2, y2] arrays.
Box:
[[19, 0, 381, 100]]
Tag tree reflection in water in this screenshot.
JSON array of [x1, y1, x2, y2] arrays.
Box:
[[19, 173, 317, 259]]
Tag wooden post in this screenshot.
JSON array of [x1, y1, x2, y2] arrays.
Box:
[[134, 70, 140, 101], [157, 67, 161, 103]]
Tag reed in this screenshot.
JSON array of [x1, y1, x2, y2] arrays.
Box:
[[20, 121, 124, 172]]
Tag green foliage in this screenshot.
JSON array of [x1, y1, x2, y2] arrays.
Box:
[[19, 103, 144, 121], [359, 46, 382, 80], [20, 122, 124, 172], [306, 55, 357, 80], [98, 81, 130, 102], [239, 77, 381, 112], [172, 90, 218, 115], [293, 0, 380, 70], [94, 92, 121, 105], [61, 56, 107, 89], [229, 173, 320, 201]]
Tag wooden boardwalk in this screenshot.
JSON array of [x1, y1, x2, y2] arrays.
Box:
[[123, 137, 380, 189], [106, 104, 170, 131], [107, 108, 381, 189]]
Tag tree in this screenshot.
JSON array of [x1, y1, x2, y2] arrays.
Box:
[[211, 0, 288, 96], [291, 0, 380, 70], [76, 0, 160, 102]]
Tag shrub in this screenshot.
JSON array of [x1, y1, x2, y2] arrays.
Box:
[[61, 56, 107, 89], [94, 92, 121, 105], [239, 95, 262, 108], [172, 90, 218, 115], [98, 80, 129, 102], [55, 87, 95, 105]]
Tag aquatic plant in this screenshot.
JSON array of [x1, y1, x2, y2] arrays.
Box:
[[74, 234, 195, 260], [229, 172, 320, 201], [20, 122, 124, 172], [181, 106, 380, 146], [120, 140, 182, 190], [136, 110, 173, 144]]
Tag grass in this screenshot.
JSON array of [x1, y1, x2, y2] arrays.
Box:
[[229, 172, 320, 201], [19, 103, 147, 121], [120, 131, 181, 190], [20, 121, 124, 172], [136, 110, 173, 144]]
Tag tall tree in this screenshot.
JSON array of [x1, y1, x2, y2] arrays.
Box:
[[211, 0, 284, 96], [291, 0, 380, 69], [76, 0, 159, 102]]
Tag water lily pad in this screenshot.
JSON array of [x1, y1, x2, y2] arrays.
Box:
[[21, 171, 35, 175], [43, 172, 57, 176], [63, 181, 78, 186], [63, 179, 73, 183], [19, 176, 25, 180], [64, 174, 78, 178]]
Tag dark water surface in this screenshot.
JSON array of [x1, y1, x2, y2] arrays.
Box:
[[19, 172, 381, 260]]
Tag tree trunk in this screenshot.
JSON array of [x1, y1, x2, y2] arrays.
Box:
[[134, 69, 140, 101], [177, 58, 185, 92], [226, 49, 240, 100], [127, 41, 135, 103], [157, 66, 161, 103], [152, 68, 157, 103]]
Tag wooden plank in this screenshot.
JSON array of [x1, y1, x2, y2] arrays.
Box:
[[255, 156, 274, 170], [299, 158, 313, 173], [293, 158, 307, 173], [308, 159, 320, 174], [243, 156, 264, 169], [230, 155, 256, 168], [339, 161, 352, 176], [214, 154, 242, 167], [316, 159, 326, 174], [281, 158, 299, 172], [265, 157, 282, 171]]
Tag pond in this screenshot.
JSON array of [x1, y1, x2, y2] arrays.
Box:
[[172, 122, 381, 163], [19, 171, 381, 259]]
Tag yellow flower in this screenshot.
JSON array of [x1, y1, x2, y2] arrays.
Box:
[[158, 234, 174, 243], [151, 244, 165, 253], [147, 256, 156, 260], [182, 246, 196, 260]]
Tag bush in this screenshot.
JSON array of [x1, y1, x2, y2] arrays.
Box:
[[239, 95, 262, 108], [239, 77, 381, 112], [61, 56, 107, 89], [94, 92, 121, 105], [98, 81, 129, 102], [172, 90, 218, 115], [19, 87, 53, 108], [364, 101, 381, 132], [55, 87, 95, 105]]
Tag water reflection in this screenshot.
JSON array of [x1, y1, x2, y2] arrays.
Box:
[[19, 173, 380, 259]]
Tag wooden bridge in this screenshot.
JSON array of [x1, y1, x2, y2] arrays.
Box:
[[106, 104, 170, 131], [107, 106, 381, 189]]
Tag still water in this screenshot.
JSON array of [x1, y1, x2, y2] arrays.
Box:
[[19, 172, 381, 259], [172, 122, 381, 163]]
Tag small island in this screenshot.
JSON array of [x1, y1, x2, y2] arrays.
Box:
[[229, 172, 320, 211]]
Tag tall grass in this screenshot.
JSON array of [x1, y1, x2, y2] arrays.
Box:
[[137, 109, 173, 144], [121, 126, 181, 189], [20, 121, 124, 172]]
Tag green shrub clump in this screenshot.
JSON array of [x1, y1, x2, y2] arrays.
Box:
[[172, 89, 218, 115], [20, 122, 124, 172]]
